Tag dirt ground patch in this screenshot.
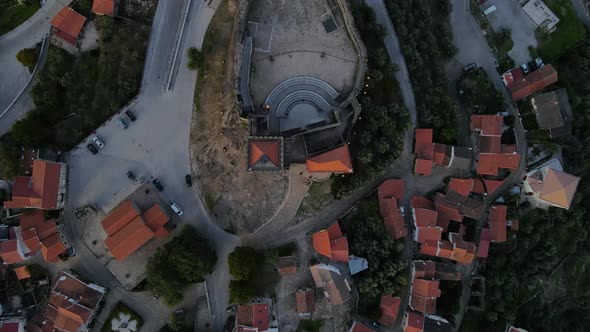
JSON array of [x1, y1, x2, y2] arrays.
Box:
[[190, 0, 288, 234], [294, 178, 335, 223], [118, 0, 159, 24]]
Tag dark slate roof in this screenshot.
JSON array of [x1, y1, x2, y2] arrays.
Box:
[[532, 88, 572, 138]]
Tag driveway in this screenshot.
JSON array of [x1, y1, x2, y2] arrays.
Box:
[[60, 0, 239, 330], [0, 0, 72, 131], [482, 0, 537, 64]]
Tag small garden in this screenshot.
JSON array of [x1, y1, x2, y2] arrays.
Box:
[[101, 302, 143, 332], [535, 0, 587, 61], [0, 0, 40, 35]]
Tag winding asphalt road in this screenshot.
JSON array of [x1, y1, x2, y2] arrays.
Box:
[[0, 0, 73, 134]]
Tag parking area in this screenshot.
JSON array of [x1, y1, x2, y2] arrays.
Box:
[[77, 182, 182, 289], [482, 0, 538, 64]]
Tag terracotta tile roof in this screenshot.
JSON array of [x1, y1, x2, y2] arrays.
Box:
[[22, 228, 41, 252], [416, 227, 442, 244], [434, 193, 463, 231], [104, 216, 154, 261], [50, 7, 86, 45], [306, 145, 353, 173], [142, 204, 170, 240], [379, 294, 401, 328], [471, 115, 503, 136], [14, 266, 31, 280], [477, 153, 520, 176], [448, 178, 474, 197], [411, 196, 434, 210], [489, 205, 507, 242], [309, 264, 351, 305], [412, 278, 441, 298], [41, 233, 67, 263], [483, 179, 506, 195], [502, 67, 524, 87], [405, 312, 424, 332], [4, 160, 64, 210], [277, 256, 297, 275], [509, 65, 558, 101], [378, 179, 405, 200], [236, 304, 269, 331], [92, 0, 114, 16], [250, 140, 280, 167], [0, 321, 21, 332], [438, 241, 454, 259], [538, 168, 580, 209], [101, 200, 141, 236], [413, 260, 435, 279], [433, 143, 447, 166], [350, 321, 375, 332], [312, 222, 349, 262], [415, 129, 434, 160], [413, 208, 437, 227], [296, 289, 315, 314], [0, 240, 24, 264], [380, 199, 408, 239], [419, 240, 439, 257], [20, 209, 45, 229], [509, 219, 519, 231], [415, 159, 433, 175], [410, 294, 437, 314], [479, 135, 501, 154], [153, 227, 170, 240]]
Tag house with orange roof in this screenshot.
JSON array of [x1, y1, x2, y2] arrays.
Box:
[[37, 271, 106, 332], [4, 160, 68, 210], [522, 158, 580, 210], [14, 266, 31, 280], [50, 7, 87, 46], [234, 303, 271, 332], [295, 288, 315, 316], [471, 115, 521, 176], [0, 239, 26, 265], [101, 201, 170, 261], [488, 205, 508, 242], [508, 65, 558, 101], [414, 129, 434, 175], [277, 256, 297, 276], [477, 228, 492, 258], [410, 278, 441, 314], [92, 0, 116, 16], [309, 263, 352, 305], [306, 145, 353, 173], [247, 137, 284, 171], [403, 311, 424, 332], [312, 221, 349, 262], [378, 179, 407, 239], [379, 294, 401, 328]]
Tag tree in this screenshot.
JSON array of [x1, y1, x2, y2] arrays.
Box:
[[229, 280, 254, 304], [16, 47, 39, 69], [0, 134, 23, 179], [146, 226, 217, 306], [228, 246, 257, 280], [187, 47, 204, 70]]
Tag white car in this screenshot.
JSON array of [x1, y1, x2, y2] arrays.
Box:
[[170, 202, 183, 216], [93, 136, 105, 148]]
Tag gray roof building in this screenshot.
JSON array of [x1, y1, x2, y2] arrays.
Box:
[[531, 88, 573, 138]]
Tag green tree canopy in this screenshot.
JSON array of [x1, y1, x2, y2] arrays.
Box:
[[228, 246, 257, 280], [16, 47, 39, 68], [229, 280, 254, 304]]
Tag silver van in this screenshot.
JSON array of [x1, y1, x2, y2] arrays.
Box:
[[170, 202, 183, 216]]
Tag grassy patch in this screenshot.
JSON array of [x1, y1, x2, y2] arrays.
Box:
[[297, 178, 333, 214], [100, 303, 143, 332], [0, 1, 40, 35], [296, 319, 323, 332], [536, 0, 587, 60]]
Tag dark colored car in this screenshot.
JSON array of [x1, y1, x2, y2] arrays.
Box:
[[185, 174, 192, 187], [87, 144, 98, 154], [125, 110, 137, 122], [463, 62, 477, 72], [127, 171, 136, 181], [152, 179, 164, 192]]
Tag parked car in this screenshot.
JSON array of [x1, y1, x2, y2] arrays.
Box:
[[170, 202, 183, 216], [520, 63, 530, 74], [152, 179, 164, 192], [127, 171, 136, 181], [463, 62, 477, 72], [185, 174, 192, 187], [117, 118, 128, 129], [125, 110, 137, 122], [87, 144, 98, 154], [483, 5, 497, 15], [535, 57, 544, 68], [93, 136, 105, 148]]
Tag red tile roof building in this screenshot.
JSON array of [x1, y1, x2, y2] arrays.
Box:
[[248, 137, 284, 171], [50, 7, 87, 45], [277, 256, 297, 275], [404, 311, 425, 332], [489, 205, 507, 242], [295, 289, 315, 315], [312, 221, 349, 262], [235, 304, 270, 332], [306, 145, 353, 173], [14, 266, 31, 280], [414, 129, 434, 175], [378, 179, 407, 239], [309, 263, 352, 305], [42, 272, 106, 332], [471, 115, 521, 176], [477, 228, 492, 258], [509, 65, 558, 101], [4, 160, 67, 210], [92, 0, 115, 16], [101, 201, 170, 261], [379, 294, 401, 328], [410, 279, 441, 314], [18, 210, 67, 263], [0, 240, 25, 265]]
